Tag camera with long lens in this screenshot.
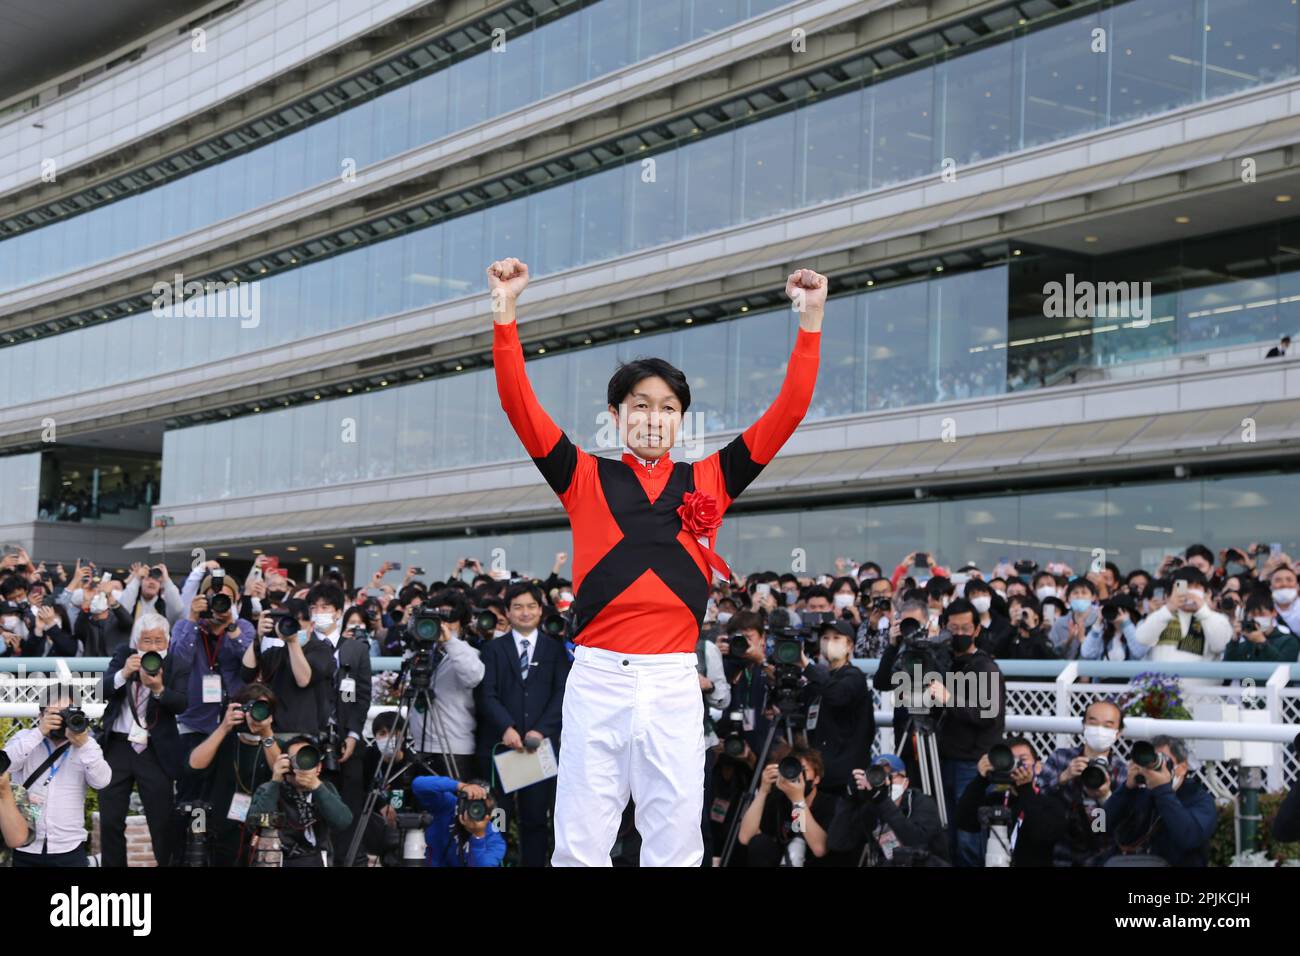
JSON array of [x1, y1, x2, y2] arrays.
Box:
[[407, 607, 451, 648], [986, 743, 1018, 786], [540, 610, 570, 641], [978, 804, 1016, 867], [765, 611, 806, 714], [1130, 740, 1167, 787], [891, 617, 951, 709], [239, 699, 273, 724], [321, 722, 342, 774], [380, 811, 434, 867], [872, 597, 892, 613], [849, 763, 890, 802], [288, 743, 322, 777], [175, 800, 214, 867], [266, 608, 300, 639], [139, 651, 164, 677], [469, 607, 500, 635], [346, 625, 374, 644], [726, 631, 752, 660], [777, 755, 804, 784], [49, 707, 89, 741], [1079, 755, 1110, 791]]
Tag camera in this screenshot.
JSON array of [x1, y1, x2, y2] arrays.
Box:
[[139, 651, 164, 676], [540, 610, 569, 640], [147, 567, 164, 580], [267, 608, 300, 639], [175, 800, 214, 867], [1080, 756, 1110, 791], [408, 607, 451, 646], [717, 708, 748, 758], [1130, 740, 1167, 786], [872, 597, 892, 613], [290, 743, 322, 774], [987, 743, 1019, 786], [456, 794, 490, 823], [49, 706, 89, 741], [1014, 559, 1037, 576], [470, 607, 499, 634], [239, 699, 273, 724], [777, 755, 804, 782], [726, 631, 752, 660]]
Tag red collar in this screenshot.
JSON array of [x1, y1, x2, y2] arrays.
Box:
[[621, 450, 672, 474]]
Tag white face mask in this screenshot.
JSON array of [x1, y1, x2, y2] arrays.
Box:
[[833, 593, 854, 609], [970, 596, 991, 615], [822, 640, 849, 663], [1252, 616, 1274, 632], [89, 594, 108, 613], [312, 611, 337, 632], [1, 616, 17, 630], [1272, 588, 1298, 607], [1184, 588, 1205, 604], [716, 611, 732, 625], [1082, 725, 1118, 753], [1035, 586, 1058, 601], [890, 782, 906, 802], [376, 736, 398, 758]]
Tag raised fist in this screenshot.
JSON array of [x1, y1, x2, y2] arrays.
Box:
[[486, 258, 529, 307], [785, 268, 828, 313]]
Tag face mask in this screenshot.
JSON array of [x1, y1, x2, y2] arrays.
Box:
[[1171, 770, 1185, 791], [267, 589, 287, 604], [890, 783, 906, 802], [950, 633, 974, 653], [298, 630, 310, 645], [1252, 617, 1274, 632], [1036, 586, 1058, 601], [967, 596, 990, 615], [784, 589, 799, 605], [716, 611, 732, 625], [376, 736, 398, 758], [90, 594, 108, 613], [1082, 725, 1117, 752], [1069, 598, 1092, 614], [833, 593, 854, 609], [1272, 588, 1298, 607], [312, 611, 336, 632], [1, 616, 17, 630], [822, 641, 848, 663]]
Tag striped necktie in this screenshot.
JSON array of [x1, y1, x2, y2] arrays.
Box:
[[519, 639, 530, 681]]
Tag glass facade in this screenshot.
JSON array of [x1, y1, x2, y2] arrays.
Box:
[[0, 453, 42, 526], [352, 470, 1300, 582], [0, 0, 791, 292], [36, 448, 159, 525], [2, 1, 1297, 407], [157, 267, 1009, 504]]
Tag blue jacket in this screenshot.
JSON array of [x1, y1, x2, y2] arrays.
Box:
[[1104, 776, 1217, 866], [411, 775, 506, 867]]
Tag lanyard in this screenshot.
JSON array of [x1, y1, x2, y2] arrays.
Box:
[[200, 626, 223, 670], [40, 739, 70, 789]]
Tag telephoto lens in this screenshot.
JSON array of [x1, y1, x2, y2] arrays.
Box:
[[241, 700, 273, 723], [778, 755, 804, 781], [271, 610, 300, 639], [1079, 756, 1109, 791], [987, 743, 1016, 784], [140, 651, 164, 676], [208, 592, 232, 615], [58, 707, 90, 738], [292, 745, 322, 773], [1129, 740, 1165, 787], [456, 794, 489, 822], [540, 611, 567, 638]]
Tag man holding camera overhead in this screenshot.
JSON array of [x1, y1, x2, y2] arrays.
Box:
[[242, 597, 336, 737], [121, 562, 185, 626], [247, 735, 353, 867], [99, 612, 188, 867], [2, 692, 111, 867]]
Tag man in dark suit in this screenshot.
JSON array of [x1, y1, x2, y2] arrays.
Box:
[[1266, 335, 1291, 358], [99, 612, 188, 867], [318, 593, 373, 867], [475, 582, 569, 867]]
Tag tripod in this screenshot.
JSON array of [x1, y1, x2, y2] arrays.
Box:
[[894, 708, 948, 828], [342, 653, 459, 867], [718, 696, 804, 868]]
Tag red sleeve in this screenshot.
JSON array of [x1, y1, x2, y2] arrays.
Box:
[[694, 327, 821, 510], [493, 319, 581, 497]]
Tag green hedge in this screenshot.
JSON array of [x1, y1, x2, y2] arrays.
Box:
[[1208, 792, 1300, 866]]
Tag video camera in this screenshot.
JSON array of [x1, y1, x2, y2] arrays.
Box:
[[765, 610, 806, 713], [407, 606, 452, 648]]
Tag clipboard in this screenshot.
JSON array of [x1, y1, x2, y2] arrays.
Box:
[[493, 738, 559, 793]]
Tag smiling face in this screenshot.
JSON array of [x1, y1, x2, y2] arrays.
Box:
[[612, 375, 682, 461]]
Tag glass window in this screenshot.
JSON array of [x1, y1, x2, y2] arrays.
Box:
[[395, 380, 435, 476], [937, 43, 1013, 166], [363, 387, 398, 481], [1017, 11, 1107, 149], [436, 373, 479, 468], [863, 279, 932, 410], [932, 268, 1008, 404], [528, 180, 576, 277], [679, 134, 735, 238], [585, 0, 634, 79], [627, 151, 677, 252], [797, 93, 865, 207], [636, 0, 686, 60], [1107, 0, 1202, 124], [577, 165, 627, 265], [1203, 0, 1298, 97], [737, 110, 796, 221], [868, 67, 935, 189], [727, 306, 790, 427]]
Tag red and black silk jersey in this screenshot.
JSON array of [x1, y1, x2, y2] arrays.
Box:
[[493, 318, 821, 655]]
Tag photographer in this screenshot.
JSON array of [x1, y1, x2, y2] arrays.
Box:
[[934, 598, 1005, 867], [872, 599, 936, 786], [2, 693, 111, 866], [410, 775, 506, 867], [1224, 591, 1299, 662], [29, 603, 77, 657], [1082, 594, 1148, 662], [306, 583, 372, 865], [1133, 567, 1232, 673], [187, 685, 283, 866], [737, 743, 837, 867], [1103, 735, 1216, 865], [242, 597, 336, 736], [955, 737, 1067, 867], [828, 754, 947, 866], [716, 609, 770, 758], [362, 711, 421, 820], [247, 735, 353, 867], [801, 620, 873, 794], [407, 588, 485, 777], [99, 613, 188, 867], [855, 576, 897, 659], [1038, 700, 1127, 866], [120, 563, 184, 627], [994, 595, 1058, 662]]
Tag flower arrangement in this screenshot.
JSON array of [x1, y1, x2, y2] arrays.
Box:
[[1121, 671, 1192, 720], [372, 669, 401, 707]]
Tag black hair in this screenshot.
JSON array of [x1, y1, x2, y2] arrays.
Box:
[[504, 581, 545, 609], [284, 596, 311, 624], [371, 711, 399, 736], [0, 576, 26, 599], [1005, 735, 1038, 762], [1243, 590, 1275, 616], [859, 562, 883, 578], [234, 682, 277, 710], [430, 588, 471, 627], [942, 597, 977, 624], [802, 585, 832, 604], [306, 582, 346, 613], [1184, 543, 1214, 566], [606, 356, 691, 412], [964, 578, 992, 597], [1066, 576, 1097, 597], [829, 576, 858, 596], [397, 583, 426, 606], [1170, 566, 1208, 589], [925, 576, 955, 599]]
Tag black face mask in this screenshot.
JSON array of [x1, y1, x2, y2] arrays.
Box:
[[266, 590, 287, 605], [803, 779, 814, 797], [950, 632, 975, 653]]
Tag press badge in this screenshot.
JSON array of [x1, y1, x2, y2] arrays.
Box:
[[743, 708, 755, 731], [227, 792, 251, 822], [128, 723, 149, 747], [806, 701, 821, 731], [709, 797, 730, 823], [339, 677, 356, 699], [202, 674, 222, 703]]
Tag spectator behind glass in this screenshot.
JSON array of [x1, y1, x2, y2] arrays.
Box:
[[1104, 735, 1216, 866]]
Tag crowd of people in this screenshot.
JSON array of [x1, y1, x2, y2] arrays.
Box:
[[1, 540, 1299, 868]]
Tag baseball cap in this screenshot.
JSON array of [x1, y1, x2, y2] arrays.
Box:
[[873, 754, 906, 774], [818, 620, 855, 640]]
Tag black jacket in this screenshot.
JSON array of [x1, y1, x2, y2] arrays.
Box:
[[800, 661, 873, 789], [828, 787, 949, 864], [937, 650, 1005, 761], [1104, 776, 1218, 866], [99, 644, 189, 778], [474, 631, 569, 765], [1272, 777, 1300, 843], [956, 775, 1068, 866], [76, 605, 134, 657], [991, 626, 1059, 662], [330, 636, 372, 740]]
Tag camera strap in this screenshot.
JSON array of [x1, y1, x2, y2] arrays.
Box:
[[23, 741, 71, 790]]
